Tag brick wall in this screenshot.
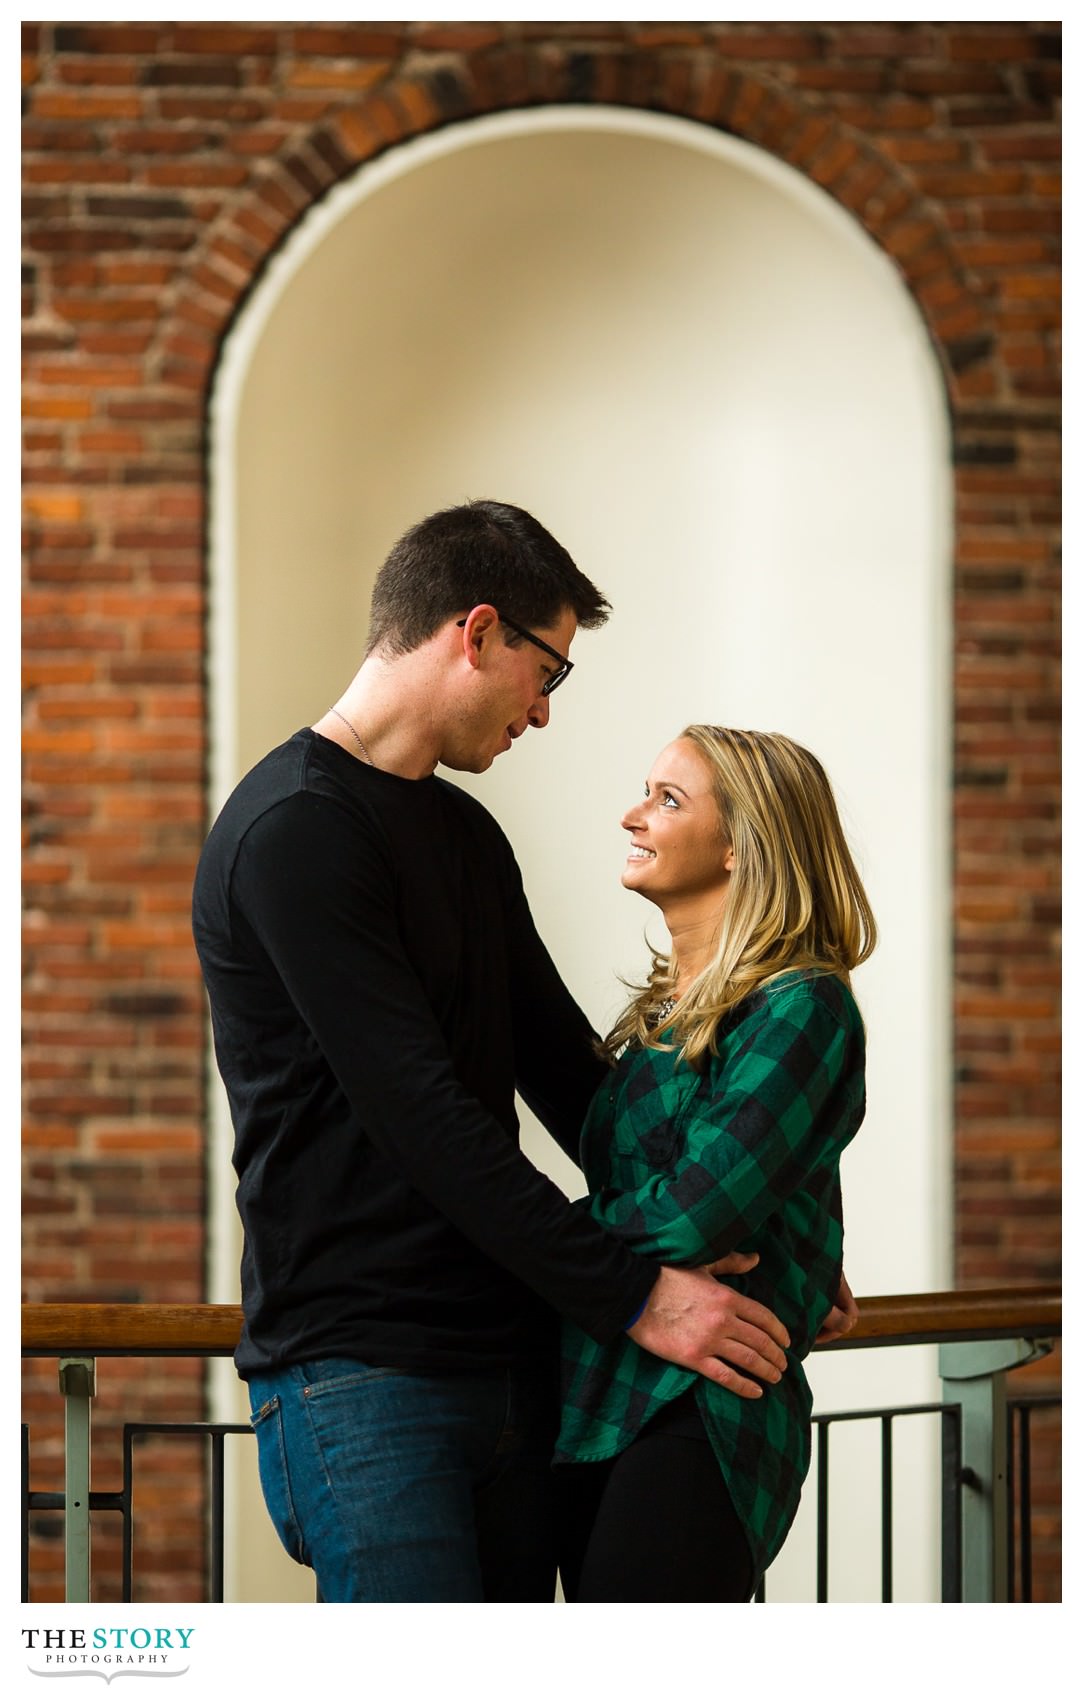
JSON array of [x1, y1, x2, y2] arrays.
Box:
[[22, 20, 1061, 1601]]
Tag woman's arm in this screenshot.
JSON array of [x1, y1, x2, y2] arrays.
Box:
[[588, 987, 863, 1265]]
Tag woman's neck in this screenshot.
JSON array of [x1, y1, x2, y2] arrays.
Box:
[[662, 901, 722, 994]]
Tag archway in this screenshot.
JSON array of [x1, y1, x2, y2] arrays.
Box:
[[208, 105, 952, 1601]]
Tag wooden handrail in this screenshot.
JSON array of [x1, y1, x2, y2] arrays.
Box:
[[815, 1284, 1061, 1351], [22, 1304, 244, 1357], [21, 1286, 1061, 1358]]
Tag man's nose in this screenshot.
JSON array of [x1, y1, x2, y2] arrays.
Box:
[[528, 693, 551, 730]]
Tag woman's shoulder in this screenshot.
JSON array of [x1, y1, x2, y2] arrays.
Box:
[[729, 969, 863, 1039]]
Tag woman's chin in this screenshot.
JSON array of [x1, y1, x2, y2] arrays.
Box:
[[621, 865, 659, 900]]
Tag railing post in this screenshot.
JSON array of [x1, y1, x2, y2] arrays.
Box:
[[59, 1356, 96, 1603], [938, 1337, 1051, 1602]]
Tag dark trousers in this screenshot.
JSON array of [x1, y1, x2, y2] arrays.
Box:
[[557, 1390, 756, 1603]]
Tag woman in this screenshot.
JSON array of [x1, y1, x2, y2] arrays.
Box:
[[555, 725, 876, 1603]]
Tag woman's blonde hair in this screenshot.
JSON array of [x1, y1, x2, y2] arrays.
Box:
[[605, 725, 877, 1067]]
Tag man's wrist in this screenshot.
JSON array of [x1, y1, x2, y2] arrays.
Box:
[[624, 1294, 650, 1331]]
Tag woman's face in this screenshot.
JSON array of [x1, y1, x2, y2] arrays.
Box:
[[620, 738, 735, 911]]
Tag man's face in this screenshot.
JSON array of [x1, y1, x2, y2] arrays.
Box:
[[444, 607, 579, 774]]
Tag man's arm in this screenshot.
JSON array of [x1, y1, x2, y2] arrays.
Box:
[[500, 865, 790, 1390], [234, 794, 789, 1390], [503, 859, 609, 1165]]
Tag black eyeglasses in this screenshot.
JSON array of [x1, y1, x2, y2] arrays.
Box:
[[456, 612, 574, 696]]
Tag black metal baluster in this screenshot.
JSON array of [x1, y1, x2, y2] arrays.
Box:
[[881, 1415, 893, 1602], [121, 1426, 135, 1603], [22, 1426, 31, 1604], [210, 1431, 226, 1604], [817, 1422, 829, 1603], [941, 1404, 962, 1602], [1019, 1405, 1033, 1604]]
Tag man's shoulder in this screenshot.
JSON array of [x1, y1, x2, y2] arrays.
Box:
[[202, 732, 312, 840], [199, 731, 380, 870], [193, 735, 313, 932]]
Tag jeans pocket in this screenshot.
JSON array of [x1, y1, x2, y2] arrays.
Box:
[[297, 1359, 408, 1400], [250, 1393, 308, 1568]]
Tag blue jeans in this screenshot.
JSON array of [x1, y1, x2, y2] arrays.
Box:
[[247, 1355, 560, 1602]]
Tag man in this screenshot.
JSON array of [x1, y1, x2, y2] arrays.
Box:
[[192, 499, 850, 1602]]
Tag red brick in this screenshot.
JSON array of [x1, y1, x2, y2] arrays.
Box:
[[55, 58, 142, 87], [223, 127, 295, 158], [947, 31, 1041, 61], [24, 159, 132, 185], [86, 333, 155, 363], [709, 30, 820, 60], [45, 260, 101, 289], [882, 136, 968, 165], [32, 92, 144, 121], [1000, 274, 1061, 301], [332, 107, 384, 165], [982, 134, 1062, 163], [395, 77, 442, 135], [915, 168, 1028, 197], [35, 363, 144, 389], [291, 26, 405, 56], [23, 395, 95, 421], [792, 65, 887, 93], [146, 162, 250, 189], [52, 297, 163, 325], [172, 25, 282, 55], [53, 25, 162, 53], [409, 24, 502, 51], [899, 66, 1006, 96], [22, 492, 84, 523], [157, 95, 267, 123], [286, 60, 390, 92], [630, 27, 706, 49]]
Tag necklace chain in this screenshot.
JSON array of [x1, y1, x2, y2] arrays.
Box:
[[329, 706, 375, 768]]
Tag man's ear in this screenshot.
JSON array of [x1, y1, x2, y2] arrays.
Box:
[[458, 605, 501, 672]]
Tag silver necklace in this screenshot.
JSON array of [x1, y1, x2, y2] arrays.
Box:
[[654, 995, 677, 1024], [328, 706, 375, 768]]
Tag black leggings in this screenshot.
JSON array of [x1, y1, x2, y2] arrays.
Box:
[[557, 1392, 756, 1603]]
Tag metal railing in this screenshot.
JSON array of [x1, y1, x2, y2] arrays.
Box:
[[22, 1286, 1061, 1603]]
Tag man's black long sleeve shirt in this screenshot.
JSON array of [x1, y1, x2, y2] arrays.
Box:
[[192, 729, 658, 1377]]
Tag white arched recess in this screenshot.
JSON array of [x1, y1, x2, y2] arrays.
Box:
[[207, 106, 953, 1603]]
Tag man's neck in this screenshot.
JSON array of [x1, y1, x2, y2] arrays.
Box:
[[315, 649, 445, 780]]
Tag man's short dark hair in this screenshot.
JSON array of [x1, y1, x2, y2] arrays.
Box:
[[365, 499, 611, 657]]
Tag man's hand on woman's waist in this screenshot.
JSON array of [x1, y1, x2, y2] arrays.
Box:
[[626, 1262, 791, 1400]]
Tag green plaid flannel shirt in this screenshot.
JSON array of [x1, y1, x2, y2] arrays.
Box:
[[556, 969, 867, 1581]]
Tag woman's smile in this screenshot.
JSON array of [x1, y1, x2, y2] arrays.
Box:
[[619, 738, 733, 913]]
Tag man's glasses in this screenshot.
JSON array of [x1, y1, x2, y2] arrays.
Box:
[[456, 612, 574, 696]]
